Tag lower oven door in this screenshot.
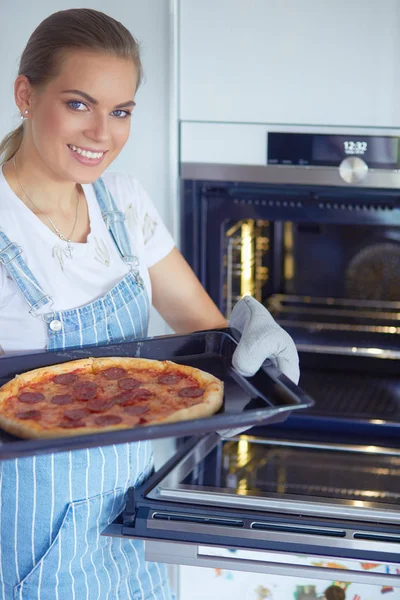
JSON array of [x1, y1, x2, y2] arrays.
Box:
[[103, 433, 400, 586]]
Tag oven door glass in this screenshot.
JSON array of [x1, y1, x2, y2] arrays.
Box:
[[148, 433, 400, 522]]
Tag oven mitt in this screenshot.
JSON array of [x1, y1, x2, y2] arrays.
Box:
[[217, 296, 299, 438], [230, 295, 300, 383]]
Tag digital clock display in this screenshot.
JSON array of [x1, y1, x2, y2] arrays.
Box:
[[312, 135, 399, 167], [343, 140, 368, 155]]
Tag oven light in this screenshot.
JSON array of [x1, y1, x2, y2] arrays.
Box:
[[237, 439, 249, 467], [284, 256, 294, 280], [241, 223, 254, 297], [370, 419, 386, 425], [365, 348, 385, 355], [283, 222, 294, 281], [237, 478, 248, 495]]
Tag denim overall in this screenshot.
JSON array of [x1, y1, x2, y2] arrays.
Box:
[[0, 179, 173, 600]]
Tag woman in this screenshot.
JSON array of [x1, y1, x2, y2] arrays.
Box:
[[0, 8, 299, 599]]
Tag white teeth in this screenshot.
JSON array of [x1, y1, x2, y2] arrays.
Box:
[[69, 145, 104, 159]]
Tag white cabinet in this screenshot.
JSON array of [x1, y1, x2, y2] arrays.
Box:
[[179, 0, 400, 127]]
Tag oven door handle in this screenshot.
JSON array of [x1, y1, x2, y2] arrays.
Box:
[[145, 540, 398, 586]]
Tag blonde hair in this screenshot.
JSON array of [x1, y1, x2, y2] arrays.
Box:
[[0, 8, 143, 164]]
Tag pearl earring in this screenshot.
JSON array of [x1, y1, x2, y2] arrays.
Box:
[[20, 109, 29, 120]]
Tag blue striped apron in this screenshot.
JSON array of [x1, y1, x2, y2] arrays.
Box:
[[0, 179, 174, 600]]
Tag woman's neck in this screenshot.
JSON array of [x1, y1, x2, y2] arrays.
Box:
[[3, 144, 79, 214]]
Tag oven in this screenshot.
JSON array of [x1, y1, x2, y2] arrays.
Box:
[[111, 130, 400, 589]]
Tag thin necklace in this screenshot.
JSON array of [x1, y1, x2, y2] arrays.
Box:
[[13, 155, 81, 256]]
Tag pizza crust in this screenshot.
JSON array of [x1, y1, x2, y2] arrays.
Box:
[[92, 356, 167, 374], [0, 356, 224, 439]]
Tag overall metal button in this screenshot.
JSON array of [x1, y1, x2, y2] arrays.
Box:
[[49, 319, 62, 332]]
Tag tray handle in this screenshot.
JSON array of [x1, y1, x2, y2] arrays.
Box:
[[229, 359, 314, 410], [224, 326, 314, 410]]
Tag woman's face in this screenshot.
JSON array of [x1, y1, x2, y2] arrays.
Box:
[[26, 50, 138, 183]]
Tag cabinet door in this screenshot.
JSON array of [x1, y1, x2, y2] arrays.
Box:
[[179, 0, 400, 127]]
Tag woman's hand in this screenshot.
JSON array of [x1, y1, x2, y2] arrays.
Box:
[[230, 295, 300, 384], [150, 249, 299, 383]]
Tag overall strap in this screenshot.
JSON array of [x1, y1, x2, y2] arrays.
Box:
[[92, 178, 137, 264], [0, 227, 53, 315]]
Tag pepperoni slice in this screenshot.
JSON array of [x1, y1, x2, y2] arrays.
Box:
[[87, 398, 114, 413], [94, 415, 122, 426], [178, 387, 204, 398], [73, 382, 97, 401], [123, 405, 149, 415], [51, 394, 73, 405], [18, 392, 45, 404], [157, 373, 184, 385], [53, 373, 78, 385], [16, 410, 41, 420], [59, 421, 85, 429], [118, 377, 141, 390], [64, 408, 91, 421], [119, 389, 153, 406], [114, 390, 135, 404], [101, 367, 126, 380]]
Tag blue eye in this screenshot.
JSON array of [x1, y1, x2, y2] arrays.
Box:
[[111, 109, 132, 119], [67, 100, 87, 111]]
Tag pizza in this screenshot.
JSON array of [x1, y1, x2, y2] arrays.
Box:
[[0, 356, 224, 439]]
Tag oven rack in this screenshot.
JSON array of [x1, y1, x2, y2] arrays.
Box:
[[267, 294, 400, 328]]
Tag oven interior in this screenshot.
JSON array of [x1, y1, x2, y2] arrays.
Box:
[[223, 219, 400, 332], [222, 218, 400, 428], [182, 180, 400, 429]]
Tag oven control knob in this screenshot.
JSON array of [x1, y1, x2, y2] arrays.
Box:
[[339, 157, 368, 184]]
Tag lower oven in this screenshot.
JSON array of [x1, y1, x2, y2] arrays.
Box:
[[105, 426, 400, 588]]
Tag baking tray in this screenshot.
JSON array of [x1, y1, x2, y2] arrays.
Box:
[[0, 328, 313, 459]]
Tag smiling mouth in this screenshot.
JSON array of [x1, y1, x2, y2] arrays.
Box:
[[68, 144, 106, 159]]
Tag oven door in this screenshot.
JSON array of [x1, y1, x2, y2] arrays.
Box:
[[103, 432, 400, 586]]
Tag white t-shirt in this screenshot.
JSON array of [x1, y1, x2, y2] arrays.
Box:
[[0, 169, 175, 354]]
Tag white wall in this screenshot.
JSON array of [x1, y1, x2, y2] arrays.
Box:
[[0, 0, 175, 336]]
